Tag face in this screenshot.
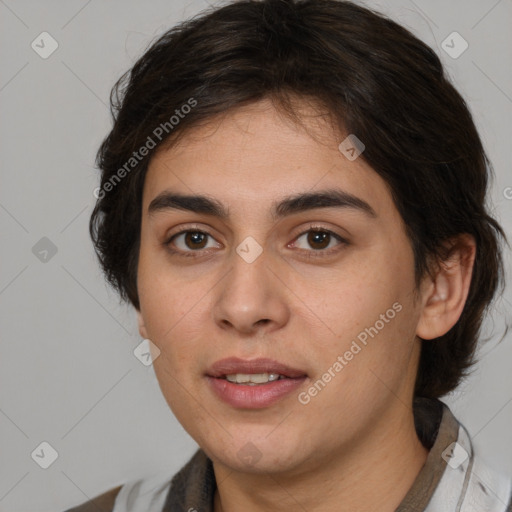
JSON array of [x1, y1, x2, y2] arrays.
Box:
[[136, 98, 425, 477]]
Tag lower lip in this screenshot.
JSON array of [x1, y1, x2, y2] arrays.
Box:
[[206, 376, 307, 409]]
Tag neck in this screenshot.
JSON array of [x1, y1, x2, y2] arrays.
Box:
[[212, 403, 428, 512]]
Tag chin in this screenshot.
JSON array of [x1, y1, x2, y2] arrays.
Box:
[[201, 430, 307, 474]]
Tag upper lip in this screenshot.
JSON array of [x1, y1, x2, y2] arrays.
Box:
[[206, 357, 307, 378]]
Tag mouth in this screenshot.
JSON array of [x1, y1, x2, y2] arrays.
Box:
[[223, 373, 289, 385], [205, 357, 308, 408], [206, 356, 307, 380]]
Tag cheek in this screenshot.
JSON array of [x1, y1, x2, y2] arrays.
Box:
[[306, 245, 419, 391], [138, 276, 206, 416], [137, 244, 192, 338], [137, 256, 211, 381], [311, 253, 412, 343]]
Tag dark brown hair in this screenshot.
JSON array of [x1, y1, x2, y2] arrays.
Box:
[[90, 0, 506, 399]]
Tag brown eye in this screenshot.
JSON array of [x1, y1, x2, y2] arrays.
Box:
[[293, 229, 344, 252], [167, 230, 221, 255], [183, 231, 208, 249], [307, 230, 331, 250]]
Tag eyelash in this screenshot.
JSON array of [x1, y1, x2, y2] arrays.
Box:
[[164, 224, 348, 259]]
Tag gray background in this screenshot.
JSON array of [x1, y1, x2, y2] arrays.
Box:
[[0, 1, 511, 511]]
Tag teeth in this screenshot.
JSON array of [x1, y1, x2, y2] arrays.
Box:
[[225, 373, 283, 384]]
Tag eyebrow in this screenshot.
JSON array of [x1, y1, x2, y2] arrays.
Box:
[[148, 188, 377, 220]]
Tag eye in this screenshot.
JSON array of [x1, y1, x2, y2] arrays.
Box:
[[291, 227, 347, 256], [166, 230, 221, 256], [164, 225, 347, 259]]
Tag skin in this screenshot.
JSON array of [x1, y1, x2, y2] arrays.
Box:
[[136, 98, 476, 512]]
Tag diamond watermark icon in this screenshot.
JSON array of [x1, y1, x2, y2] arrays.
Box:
[[338, 134, 365, 161], [134, 338, 161, 366], [236, 236, 263, 263], [31, 441, 59, 469], [237, 442, 262, 466], [441, 32, 468, 59], [32, 237, 58, 263], [442, 441, 469, 469], [31, 32, 59, 59]]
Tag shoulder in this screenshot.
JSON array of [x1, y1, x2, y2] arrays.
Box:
[[62, 469, 174, 512], [425, 409, 512, 512], [460, 453, 512, 511], [62, 469, 173, 512], [63, 484, 123, 512], [61, 450, 208, 512]]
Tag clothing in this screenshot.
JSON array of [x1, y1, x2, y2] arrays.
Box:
[[63, 398, 512, 512]]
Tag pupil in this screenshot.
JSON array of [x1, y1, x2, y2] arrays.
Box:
[[308, 230, 329, 249]]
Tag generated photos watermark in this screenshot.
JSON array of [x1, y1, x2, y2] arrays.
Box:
[[298, 301, 403, 405], [93, 97, 197, 199]]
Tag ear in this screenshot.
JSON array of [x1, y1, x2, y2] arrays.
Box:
[[136, 309, 149, 339], [416, 234, 476, 340]]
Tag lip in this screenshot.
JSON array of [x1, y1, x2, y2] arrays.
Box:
[[206, 357, 307, 379], [205, 357, 308, 409]]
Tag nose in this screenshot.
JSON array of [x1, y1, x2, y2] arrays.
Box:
[[211, 245, 290, 336]]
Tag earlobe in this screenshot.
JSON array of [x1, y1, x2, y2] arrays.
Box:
[[416, 235, 476, 340], [136, 309, 148, 339]]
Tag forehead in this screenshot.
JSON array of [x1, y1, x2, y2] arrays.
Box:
[[142, 99, 395, 220]]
